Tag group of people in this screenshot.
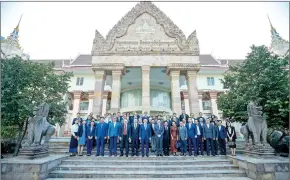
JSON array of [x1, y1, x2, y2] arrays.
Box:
[[69, 110, 237, 157]]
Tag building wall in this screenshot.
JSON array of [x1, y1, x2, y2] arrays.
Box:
[[196, 74, 225, 91]]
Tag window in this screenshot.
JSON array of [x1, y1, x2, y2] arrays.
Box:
[[76, 77, 84, 86], [207, 77, 215, 86], [202, 101, 211, 110], [79, 101, 89, 110]]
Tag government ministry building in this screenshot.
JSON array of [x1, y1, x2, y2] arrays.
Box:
[[1, 2, 288, 137]]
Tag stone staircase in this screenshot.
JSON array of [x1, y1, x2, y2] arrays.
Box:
[[46, 156, 251, 180]]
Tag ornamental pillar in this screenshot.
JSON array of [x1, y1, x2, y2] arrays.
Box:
[[142, 65, 150, 114], [169, 70, 182, 115], [102, 91, 109, 116], [183, 90, 190, 114], [198, 92, 203, 112], [209, 91, 219, 118], [92, 70, 106, 115], [88, 90, 95, 114], [186, 70, 200, 115], [110, 70, 122, 113]]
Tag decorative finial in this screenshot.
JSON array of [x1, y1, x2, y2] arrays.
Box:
[[267, 14, 275, 31], [16, 14, 23, 31]]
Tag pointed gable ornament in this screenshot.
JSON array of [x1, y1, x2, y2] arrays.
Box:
[[92, 1, 200, 55]]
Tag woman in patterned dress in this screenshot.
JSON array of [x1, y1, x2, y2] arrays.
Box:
[[170, 121, 179, 156]]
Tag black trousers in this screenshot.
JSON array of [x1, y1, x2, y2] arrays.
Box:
[[120, 135, 129, 156], [163, 138, 170, 155], [214, 139, 219, 155], [218, 138, 226, 155]]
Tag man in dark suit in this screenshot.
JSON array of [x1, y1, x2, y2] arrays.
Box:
[[163, 121, 170, 156], [119, 118, 131, 157], [179, 110, 189, 123], [178, 121, 188, 156], [131, 118, 140, 156], [186, 118, 198, 156], [194, 119, 204, 155], [172, 113, 180, 126], [86, 121, 95, 156], [117, 112, 123, 123], [139, 119, 151, 157], [203, 118, 216, 156], [150, 118, 157, 153], [217, 120, 227, 155], [197, 112, 206, 124], [107, 117, 120, 156], [211, 119, 219, 155], [154, 119, 164, 156], [95, 117, 108, 156]]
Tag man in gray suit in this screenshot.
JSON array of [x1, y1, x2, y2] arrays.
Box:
[[203, 118, 216, 156], [154, 120, 164, 156], [178, 121, 188, 156]]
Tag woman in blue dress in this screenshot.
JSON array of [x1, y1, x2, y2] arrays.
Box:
[[77, 120, 87, 156]]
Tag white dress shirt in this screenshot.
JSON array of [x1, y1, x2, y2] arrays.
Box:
[[196, 125, 200, 135]]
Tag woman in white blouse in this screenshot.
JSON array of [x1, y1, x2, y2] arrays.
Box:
[[69, 119, 80, 156]]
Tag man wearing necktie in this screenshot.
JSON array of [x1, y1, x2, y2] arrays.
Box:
[[186, 118, 198, 156], [119, 118, 131, 157], [194, 119, 204, 156], [203, 118, 216, 156], [163, 121, 170, 156], [95, 117, 108, 156], [154, 120, 164, 156], [178, 121, 188, 156], [131, 118, 140, 156], [107, 117, 120, 156], [139, 119, 151, 157]]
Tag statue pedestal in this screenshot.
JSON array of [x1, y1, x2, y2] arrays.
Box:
[[18, 145, 49, 159], [244, 143, 275, 157]]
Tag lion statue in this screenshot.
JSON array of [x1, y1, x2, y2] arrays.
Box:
[[23, 103, 55, 147], [240, 101, 268, 145]]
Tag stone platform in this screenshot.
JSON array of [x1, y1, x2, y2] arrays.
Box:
[[46, 156, 250, 179], [1, 154, 68, 180], [228, 155, 289, 180]]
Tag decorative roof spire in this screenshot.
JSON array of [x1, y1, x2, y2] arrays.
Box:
[[15, 14, 23, 31]]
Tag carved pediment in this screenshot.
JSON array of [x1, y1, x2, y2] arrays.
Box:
[[91, 1, 199, 55]]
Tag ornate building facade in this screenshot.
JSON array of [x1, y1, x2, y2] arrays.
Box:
[[3, 2, 287, 136]]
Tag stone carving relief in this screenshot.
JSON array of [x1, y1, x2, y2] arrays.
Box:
[[91, 1, 200, 56], [187, 30, 200, 54]]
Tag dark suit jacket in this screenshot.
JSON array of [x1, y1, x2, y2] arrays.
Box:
[[163, 126, 170, 140], [78, 125, 87, 137], [196, 123, 204, 137], [119, 123, 131, 138], [139, 123, 151, 139], [72, 117, 83, 125], [131, 124, 140, 139], [217, 125, 227, 139], [179, 113, 189, 123], [151, 123, 157, 136], [86, 125, 95, 137], [95, 122, 108, 138], [186, 123, 197, 138]]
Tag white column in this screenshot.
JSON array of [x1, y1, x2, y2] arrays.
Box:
[[111, 70, 122, 113], [88, 90, 94, 113], [142, 65, 150, 113], [209, 92, 219, 118], [70, 91, 82, 135], [198, 92, 203, 112], [186, 70, 200, 115], [183, 91, 190, 115], [92, 70, 106, 115], [102, 91, 109, 116], [169, 70, 182, 115]]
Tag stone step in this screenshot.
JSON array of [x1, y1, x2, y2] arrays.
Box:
[[48, 169, 247, 178], [46, 178, 252, 180], [54, 164, 239, 171], [61, 158, 233, 165]]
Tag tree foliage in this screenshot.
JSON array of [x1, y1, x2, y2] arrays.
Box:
[[217, 45, 289, 129], [1, 56, 73, 155]]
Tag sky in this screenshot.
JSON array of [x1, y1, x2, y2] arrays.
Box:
[[1, 1, 289, 60]]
